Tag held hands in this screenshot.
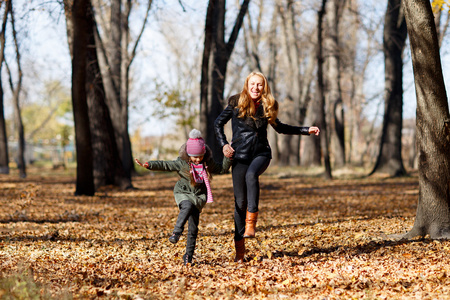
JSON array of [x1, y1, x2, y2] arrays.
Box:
[[309, 126, 320, 136], [135, 158, 149, 169], [223, 144, 235, 158]]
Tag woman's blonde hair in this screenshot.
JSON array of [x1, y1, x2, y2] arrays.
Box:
[[237, 72, 278, 124]]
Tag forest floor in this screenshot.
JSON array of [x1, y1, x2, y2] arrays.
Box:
[[1, 165, 450, 300]]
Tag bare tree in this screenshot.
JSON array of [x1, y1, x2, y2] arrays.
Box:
[[71, 0, 95, 196], [5, 0, 25, 178], [370, 0, 407, 177], [324, 0, 346, 168], [402, 0, 450, 239], [93, 0, 153, 180], [200, 0, 250, 160], [318, 0, 332, 179], [0, 1, 9, 174], [302, 88, 322, 167], [344, 1, 382, 166], [64, 0, 131, 190]]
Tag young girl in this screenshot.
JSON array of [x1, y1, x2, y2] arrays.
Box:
[[135, 129, 231, 265]]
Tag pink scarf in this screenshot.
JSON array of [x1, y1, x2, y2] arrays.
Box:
[[190, 163, 213, 203]]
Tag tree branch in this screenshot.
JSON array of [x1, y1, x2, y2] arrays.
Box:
[[225, 0, 250, 60], [128, 0, 153, 68]]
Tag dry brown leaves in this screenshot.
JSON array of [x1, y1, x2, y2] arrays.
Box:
[[1, 166, 450, 299]]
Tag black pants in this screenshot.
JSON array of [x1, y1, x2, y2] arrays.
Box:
[[232, 156, 270, 240], [173, 200, 200, 257]]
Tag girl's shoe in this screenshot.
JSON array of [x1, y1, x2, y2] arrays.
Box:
[[183, 254, 193, 265], [169, 232, 181, 244]]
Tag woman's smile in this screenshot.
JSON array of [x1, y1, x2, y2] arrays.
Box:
[[248, 75, 264, 100]]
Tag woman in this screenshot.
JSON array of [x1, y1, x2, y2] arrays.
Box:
[[214, 71, 320, 262]]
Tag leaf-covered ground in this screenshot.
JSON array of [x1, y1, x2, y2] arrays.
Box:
[[1, 166, 450, 299]]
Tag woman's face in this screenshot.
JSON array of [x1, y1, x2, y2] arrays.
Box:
[[247, 75, 264, 100]]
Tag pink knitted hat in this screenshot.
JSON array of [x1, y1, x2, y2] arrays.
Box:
[[186, 129, 206, 156]]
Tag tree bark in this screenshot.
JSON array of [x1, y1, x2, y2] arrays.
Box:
[[7, 0, 25, 178], [64, 0, 131, 190], [72, 0, 95, 196], [370, 0, 407, 177], [200, 0, 215, 147], [0, 1, 9, 174], [95, 0, 132, 182], [325, 0, 346, 168], [92, 0, 152, 183], [302, 87, 322, 167], [318, 0, 332, 179], [403, 0, 450, 239], [85, 2, 131, 190]]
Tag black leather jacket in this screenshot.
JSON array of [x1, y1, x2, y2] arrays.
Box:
[[214, 94, 311, 161]]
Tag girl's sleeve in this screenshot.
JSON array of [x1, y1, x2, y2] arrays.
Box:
[[207, 156, 232, 174], [222, 156, 232, 173], [146, 158, 183, 172], [271, 118, 310, 135]]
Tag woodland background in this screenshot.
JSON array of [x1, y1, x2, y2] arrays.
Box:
[[1, 0, 450, 299], [3, 0, 447, 181]]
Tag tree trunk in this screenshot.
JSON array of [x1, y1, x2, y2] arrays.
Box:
[[64, 0, 132, 190], [370, 0, 407, 177], [403, 0, 450, 239], [200, 0, 250, 161], [92, 0, 152, 183], [267, 5, 280, 164], [12, 86, 25, 178], [318, 0, 332, 179], [8, 0, 25, 178], [0, 76, 7, 174], [72, 0, 95, 196], [0, 1, 9, 174], [85, 2, 131, 190], [325, 0, 345, 168], [96, 0, 133, 182], [302, 87, 322, 167], [200, 0, 214, 144]]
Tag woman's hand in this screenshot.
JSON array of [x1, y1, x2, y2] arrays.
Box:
[[309, 126, 320, 136], [223, 144, 235, 158], [135, 158, 149, 169]]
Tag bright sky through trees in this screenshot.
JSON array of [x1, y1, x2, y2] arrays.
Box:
[[4, 0, 450, 137]]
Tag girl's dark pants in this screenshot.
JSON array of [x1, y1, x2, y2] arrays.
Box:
[[173, 200, 200, 257], [232, 155, 270, 241]]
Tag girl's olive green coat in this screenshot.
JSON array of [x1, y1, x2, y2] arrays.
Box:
[[145, 143, 231, 212]]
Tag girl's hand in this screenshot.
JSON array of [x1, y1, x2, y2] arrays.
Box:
[[309, 126, 320, 136], [135, 158, 149, 169], [223, 144, 235, 158]]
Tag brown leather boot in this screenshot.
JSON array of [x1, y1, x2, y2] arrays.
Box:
[[243, 211, 258, 238], [234, 239, 245, 262]]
